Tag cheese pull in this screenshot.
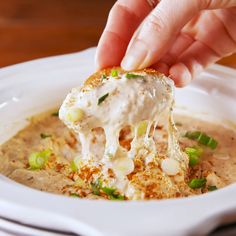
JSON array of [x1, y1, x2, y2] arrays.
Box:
[[59, 68, 188, 184]]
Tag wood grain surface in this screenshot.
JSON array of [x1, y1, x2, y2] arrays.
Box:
[[0, 0, 235, 69]]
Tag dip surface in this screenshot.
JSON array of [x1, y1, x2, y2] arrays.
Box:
[[0, 111, 235, 200]]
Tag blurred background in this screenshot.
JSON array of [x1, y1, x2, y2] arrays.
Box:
[[0, 0, 235, 68]]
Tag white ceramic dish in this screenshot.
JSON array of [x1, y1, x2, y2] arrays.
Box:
[[0, 47, 236, 236]]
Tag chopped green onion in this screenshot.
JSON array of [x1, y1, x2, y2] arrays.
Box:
[[188, 154, 199, 167], [70, 193, 81, 197], [70, 156, 82, 172], [51, 111, 59, 117], [109, 194, 125, 201], [91, 179, 125, 200], [98, 93, 109, 105], [40, 133, 52, 139], [208, 185, 217, 191], [184, 146, 203, 167], [137, 121, 148, 136], [101, 74, 107, 81], [125, 73, 144, 79], [101, 184, 124, 200], [111, 69, 118, 77], [185, 131, 218, 149], [91, 181, 101, 195], [28, 149, 51, 170], [103, 186, 125, 200], [188, 178, 206, 189], [70, 160, 78, 172], [102, 186, 116, 195]]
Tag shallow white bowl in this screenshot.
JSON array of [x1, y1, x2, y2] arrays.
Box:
[[0, 48, 236, 236]]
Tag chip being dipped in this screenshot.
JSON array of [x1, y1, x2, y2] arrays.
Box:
[[59, 67, 192, 199]]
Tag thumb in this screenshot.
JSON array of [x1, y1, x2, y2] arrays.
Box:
[[121, 0, 236, 71]]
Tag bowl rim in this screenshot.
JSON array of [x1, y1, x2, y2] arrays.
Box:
[[0, 47, 236, 236]]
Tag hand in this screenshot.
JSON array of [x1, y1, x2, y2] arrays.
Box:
[[95, 0, 236, 86]]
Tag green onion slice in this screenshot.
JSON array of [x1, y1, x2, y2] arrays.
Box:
[[91, 181, 101, 196], [91, 179, 125, 200], [28, 149, 51, 170], [111, 69, 118, 77], [185, 131, 218, 149], [188, 178, 207, 189], [70, 193, 81, 197], [188, 154, 199, 167], [40, 133, 52, 139], [125, 73, 144, 79], [102, 186, 116, 195], [98, 93, 109, 105], [101, 74, 107, 81], [184, 146, 203, 167], [109, 194, 125, 200], [70, 160, 78, 172], [137, 121, 148, 137], [208, 185, 217, 191]]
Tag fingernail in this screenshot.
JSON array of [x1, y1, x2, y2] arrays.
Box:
[[121, 40, 148, 71]]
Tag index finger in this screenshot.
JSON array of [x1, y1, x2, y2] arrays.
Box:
[[95, 0, 158, 70]]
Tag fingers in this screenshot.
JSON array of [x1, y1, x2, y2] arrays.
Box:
[[95, 0, 155, 70], [183, 10, 236, 57], [121, 0, 236, 71], [158, 32, 194, 66], [152, 32, 194, 75], [203, 0, 236, 9], [121, 0, 201, 70], [169, 40, 220, 87], [170, 9, 236, 87]]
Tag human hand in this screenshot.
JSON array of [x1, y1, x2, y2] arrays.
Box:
[[95, 0, 236, 86]]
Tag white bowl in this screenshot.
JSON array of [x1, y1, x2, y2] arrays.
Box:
[[0, 48, 236, 236]]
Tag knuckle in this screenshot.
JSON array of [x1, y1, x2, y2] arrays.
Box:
[[144, 10, 168, 34], [146, 0, 160, 9]]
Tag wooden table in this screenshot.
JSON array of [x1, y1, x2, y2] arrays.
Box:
[[0, 0, 235, 69]]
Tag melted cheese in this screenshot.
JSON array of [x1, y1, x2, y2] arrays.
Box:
[[59, 69, 188, 198]]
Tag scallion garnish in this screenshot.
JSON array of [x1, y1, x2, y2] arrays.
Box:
[[101, 74, 107, 81], [208, 185, 217, 191], [51, 111, 59, 117], [97, 93, 109, 105], [137, 121, 148, 136], [188, 178, 206, 189], [102, 186, 116, 195], [102, 186, 125, 200], [109, 194, 125, 200], [28, 149, 51, 170], [70, 193, 81, 197], [40, 133, 52, 139], [185, 131, 218, 149], [91, 179, 125, 200], [125, 73, 144, 79], [111, 69, 118, 77], [70, 160, 78, 172], [184, 146, 203, 167], [91, 181, 101, 195]]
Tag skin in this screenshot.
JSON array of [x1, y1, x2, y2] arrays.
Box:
[[95, 0, 236, 86]]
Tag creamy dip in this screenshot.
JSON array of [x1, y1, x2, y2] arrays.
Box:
[[59, 68, 188, 198], [0, 111, 236, 199], [0, 68, 235, 200]]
